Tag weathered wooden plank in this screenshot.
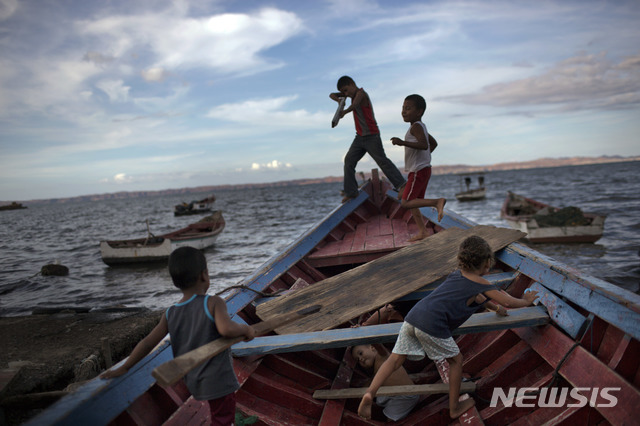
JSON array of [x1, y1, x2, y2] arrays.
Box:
[[350, 222, 367, 252], [391, 218, 410, 246], [314, 382, 476, 399], [336, 231, 355, 255], [528, 282, 586, 339], [366, 214, 381, 237], [498, 245, 640, 341], [256, 225, 526, 334], [379, 216, 393, 236], [318, 351, 355, 425], [364, 234, 394, 251], [232, 307, 548, 357]]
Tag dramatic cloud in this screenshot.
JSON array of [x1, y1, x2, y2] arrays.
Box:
[[438, 52, 640, 111], [78, 7, 304, 74]]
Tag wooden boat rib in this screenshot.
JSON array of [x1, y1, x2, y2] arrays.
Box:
[[30, 170, 639, 425], [99, 211, 225, 265], [500, 191, 606, 243]]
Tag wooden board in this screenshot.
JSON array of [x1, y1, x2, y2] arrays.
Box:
[[331, 97, 346, 128], [232, 307, 548, 357], [313, 382, 476, 399], [256, 225, 526, 334]]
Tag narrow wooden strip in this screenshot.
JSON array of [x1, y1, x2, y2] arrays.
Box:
[[379, 216, 393, 236], [364, 235, 395, 251], [366, 214, 381, 237], [232, 307, 548, 357], [351, 223, 367, 252], [314, 382, 476, 399], [318, 351, 356, 425]]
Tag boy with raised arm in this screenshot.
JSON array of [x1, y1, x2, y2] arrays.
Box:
[[330, 76, 406, 202]]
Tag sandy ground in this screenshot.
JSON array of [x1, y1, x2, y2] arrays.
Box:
[[0, 308, 162, 425]]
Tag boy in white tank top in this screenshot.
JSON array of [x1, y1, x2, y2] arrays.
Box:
[[391, 94, 446, 241]]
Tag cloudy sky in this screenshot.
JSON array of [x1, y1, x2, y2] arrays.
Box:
[[1, 0, 639, 200]]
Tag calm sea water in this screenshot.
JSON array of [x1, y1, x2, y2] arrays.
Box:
[[1, 162, 638, 316]]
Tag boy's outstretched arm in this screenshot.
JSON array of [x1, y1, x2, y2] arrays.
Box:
[[101, 315, 169, 379], [210, 295, 255, 341]]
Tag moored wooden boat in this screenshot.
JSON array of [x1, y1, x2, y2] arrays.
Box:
[[455, 172, 486, 202], [174, 195, 216, 216], [30, 171, 639, 425], [500, 191, 606, 243], [0, 201, 27, 211], [100, 211, 225, 265]]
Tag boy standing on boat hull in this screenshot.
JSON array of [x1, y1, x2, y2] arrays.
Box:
[[392, 94, 446, 241], [330, 76, 406, 202], [101, 247, 255, 426], [358, 236, 538, 420]]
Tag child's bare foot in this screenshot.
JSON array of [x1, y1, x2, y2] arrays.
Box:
[[342, 195, 354, 203], [436, 198, 447, 221], [450, 398, 475, 419], [358, 393, 374, 419]]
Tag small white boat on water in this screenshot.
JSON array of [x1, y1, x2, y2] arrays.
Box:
[[455, 172, 486, 201], [174, 195, 216, 216], [100, 211, 225, 265], [500, 191, 606, 243]]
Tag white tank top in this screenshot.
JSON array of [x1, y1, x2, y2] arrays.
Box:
[[404, 121, 431, 172]]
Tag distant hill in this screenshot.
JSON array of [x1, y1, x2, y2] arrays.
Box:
[[7, 155, 639, 206]]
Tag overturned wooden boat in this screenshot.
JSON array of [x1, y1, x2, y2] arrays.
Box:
[[174, 195, 216, 216], [501, 191, 606, 243], [100, 212, 225, 266], [31, 170, 638, 425], [455, 172, 486, 202]]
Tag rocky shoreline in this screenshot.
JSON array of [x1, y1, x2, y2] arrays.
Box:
[[0, 308, 162, 425]]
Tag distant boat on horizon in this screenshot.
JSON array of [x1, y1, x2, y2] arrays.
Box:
[[0, 201, 27, 211]]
